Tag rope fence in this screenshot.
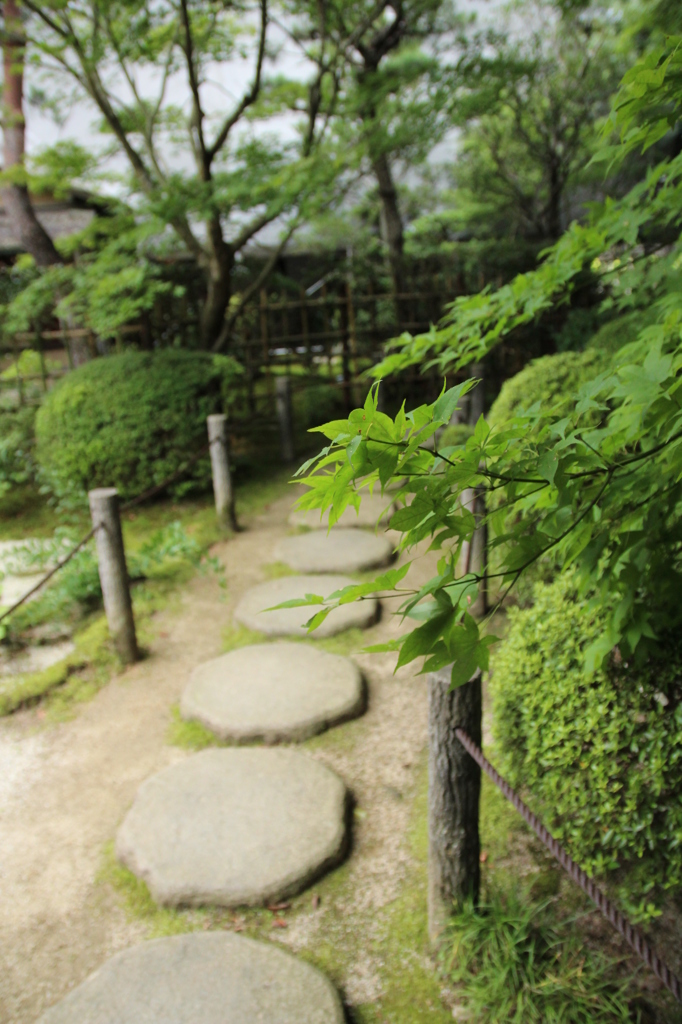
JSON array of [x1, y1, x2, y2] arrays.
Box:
[[454, 727, 682, 1004], [0, 440, 214, 626]]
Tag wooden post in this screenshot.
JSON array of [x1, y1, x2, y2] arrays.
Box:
[[345, 281, 360, 406], [207, 414, 236, 531], [428, 667, 482, 945], [275, 376, 295, 463], [260, 289, 273, 398], [12, 337, 24, 407], [88, 488, 139, 665], [321, 284, 333, 378], [35, 325, 47, 393], [300, 288, 311, 370]]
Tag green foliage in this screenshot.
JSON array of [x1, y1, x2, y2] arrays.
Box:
[[491, 574, 682, 917], [298, 38, 682, 680], [438, 422, 474, 448], [447, 2, 626, 242], [0, 405, 36, 496], [34, 350, 241, 504], [444, 887, 634, 1023], [4, 520, 205, 636], [487, 349, 610, 430]]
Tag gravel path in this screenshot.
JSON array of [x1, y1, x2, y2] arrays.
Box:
[[0, 492, 437, 1024]]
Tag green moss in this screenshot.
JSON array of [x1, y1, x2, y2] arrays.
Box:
[[166, 704, 223, 750], [262, 560, 296, 579], [221, 623, 266, 652], [97, 843, 207, 938]]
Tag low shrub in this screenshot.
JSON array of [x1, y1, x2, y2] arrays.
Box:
[[491, 574, 682, 918], [444, 887, 633, 1023], [35, 350, 241, 504]]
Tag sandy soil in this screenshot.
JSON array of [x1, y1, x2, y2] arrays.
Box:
[[0, 492, 438, 1024]]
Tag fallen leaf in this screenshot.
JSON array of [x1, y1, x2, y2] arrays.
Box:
[[311, 893, 320, 909], [479, 851, 488, 863], [267, 901, 291, 912], [272, 918, 288, 928]]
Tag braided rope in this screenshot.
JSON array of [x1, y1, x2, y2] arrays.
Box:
[[454, 727, 682, 1004], [0, 443, 211, 624]]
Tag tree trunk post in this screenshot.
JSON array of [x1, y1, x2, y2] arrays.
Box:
[[428, 667, 482, 946], [276, 376, 295, 463], [88, 488, 139, 665], [207, 413, 236, 531]]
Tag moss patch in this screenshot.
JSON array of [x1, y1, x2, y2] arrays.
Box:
[[166, 704, 224, 750]]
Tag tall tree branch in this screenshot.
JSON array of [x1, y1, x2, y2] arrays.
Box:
[[207, 0, 268, 162]]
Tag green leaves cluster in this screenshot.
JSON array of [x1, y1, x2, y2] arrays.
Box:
[[285, 37, 682, 685]]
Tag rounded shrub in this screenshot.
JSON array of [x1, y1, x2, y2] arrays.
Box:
[[35, 350, 241, 503], [491, 573, 682, 916], [488, 348, 610, 430]]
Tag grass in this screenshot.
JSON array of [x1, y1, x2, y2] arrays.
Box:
[[443, 888, 635, 1024]]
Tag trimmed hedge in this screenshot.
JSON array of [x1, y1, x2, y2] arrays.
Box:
[[35, 350, 241, 503], [491, 574, 682, 917]]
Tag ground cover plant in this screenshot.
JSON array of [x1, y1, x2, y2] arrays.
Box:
[[444, 887, 634, 1024]]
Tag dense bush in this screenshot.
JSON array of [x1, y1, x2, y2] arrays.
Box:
[[488, 348, 610, 429], [35, 350, 241, 503], [491, 574, 682, 917]]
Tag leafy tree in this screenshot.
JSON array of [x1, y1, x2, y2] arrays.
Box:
[[15, 0, 364, 348], [288, 36, 682, 689], [286, 0, 461, 292], [418, 1, 627, 244]]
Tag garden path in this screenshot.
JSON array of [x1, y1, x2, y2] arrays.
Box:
[[0, 489, 439, 1024]]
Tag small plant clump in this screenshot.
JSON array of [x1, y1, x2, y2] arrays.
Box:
[[444, 887, 635, 1024]]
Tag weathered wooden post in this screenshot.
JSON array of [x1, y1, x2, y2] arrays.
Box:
[[276, 376, 295, 463], [207, 413, 236, 531], [427, 667, 482, 945], [88, 488, 139, 665]]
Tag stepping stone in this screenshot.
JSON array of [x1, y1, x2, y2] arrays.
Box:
[[234, 574, 378, 637], [181, 642, 364, 743], [274, 528, 393, 574], [37, 932, 344, 1023], [116, 748, 348, 907], [289, 489, 395, 529]]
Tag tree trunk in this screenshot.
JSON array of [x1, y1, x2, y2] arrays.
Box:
[[428, 667, 482, 945], [372, 152, 405, 299], [200, 239, 233, 349], [2, 1, 61, 268]]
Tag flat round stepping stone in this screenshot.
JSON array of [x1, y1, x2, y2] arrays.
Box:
[[37, 932, 344, 1023], [182, 642, 364, 743], [116, 748, 348, 907], [274, 528, 393, 574], [289, 489, 395, 529], [234, 574, 378, 637]]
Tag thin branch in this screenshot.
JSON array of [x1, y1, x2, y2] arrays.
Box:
[[179, 0, 209, 176], [207, 0, 268, 162]]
